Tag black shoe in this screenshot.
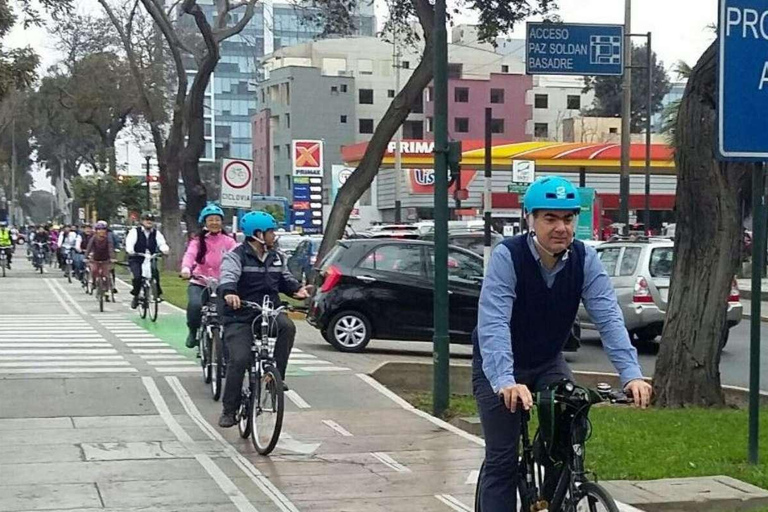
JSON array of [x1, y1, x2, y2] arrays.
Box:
[[283, 382, 290, 392], [218, 412, 237, 428], [112, 288, 118, 294], [185, 332, 198, 349], [130, 296, 139, 309]]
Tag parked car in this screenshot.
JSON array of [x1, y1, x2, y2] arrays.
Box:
[[307, 239, 582, 353], [286, 235, 324, 282], [577, 238, 743, 344], [420, 228, 504, 257], [276, 234, 306, 257]]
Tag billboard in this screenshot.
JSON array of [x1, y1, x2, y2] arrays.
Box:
[[331, 165, 360, 219], [292, 140, 324, 177]]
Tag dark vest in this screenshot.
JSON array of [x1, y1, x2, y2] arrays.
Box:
[[134, 228, 158, 254], [504, 235, 585, 370]]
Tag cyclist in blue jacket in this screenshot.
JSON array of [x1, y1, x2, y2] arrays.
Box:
[[473, 176, 652, 512]]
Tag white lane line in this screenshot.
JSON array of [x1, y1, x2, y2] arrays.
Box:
[[0, 337, 105, 341], [300, 366, 350, 372], [0, 335, 102, 339], [0, 361, 131, 368], [155, 367, 199, 373], [292, 348, 303, 353], [356, 373, 485, 447], [370, 452, 411, 473], [322, 419, 353, 437], [140, 354, 186, 360], [0, 355, 124, 361], [140, 377, 259, 512], [289, 354, 318, 360], [125, 343, 169, 347], [146, 360, 197, 366], [465, 470, 479, 485], [164, 377, 299, 512], [0, 368, 138, 374], [0, 349, 118, 355], [0, 344, 112, 348], [44, 279, 75, 316], [51, 279, 88, 316], [434, 494, 472, 512], [131, 349, 177, 354], [285, 390, 311, 409]]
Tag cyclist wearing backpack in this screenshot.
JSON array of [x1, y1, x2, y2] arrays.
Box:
[[474, 176, 652, 512]]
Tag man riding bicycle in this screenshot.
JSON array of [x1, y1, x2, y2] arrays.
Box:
[[217, 210, 311, 428], [85, 221, 116, 298], [125, 212, 169, 309], [0, 221, 13, 269], [473, 176, 653, 512], [57, 225, 79, 271]]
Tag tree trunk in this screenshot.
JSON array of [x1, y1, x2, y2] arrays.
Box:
[[653, 41, 752, 407], [317, 1, 435, 261]]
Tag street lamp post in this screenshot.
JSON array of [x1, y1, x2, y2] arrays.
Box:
[[140, 145, 154, 212]]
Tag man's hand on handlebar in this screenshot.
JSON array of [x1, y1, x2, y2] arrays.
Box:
[[624, 379, 652, 409], [499, 383, 533, 413], [293, 285, 314, 300], [225, 294, 241, 310]]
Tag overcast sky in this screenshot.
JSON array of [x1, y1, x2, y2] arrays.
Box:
[[8, 0, 717, 190]]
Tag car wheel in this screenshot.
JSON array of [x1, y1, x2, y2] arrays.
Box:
[[328, 311, 372, 353], [320, 329, 333, 344]]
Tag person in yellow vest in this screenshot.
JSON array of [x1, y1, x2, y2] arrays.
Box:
[[0, 221, 13, 269]]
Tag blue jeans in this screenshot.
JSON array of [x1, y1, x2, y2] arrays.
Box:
[[473, 352, 573, 512]]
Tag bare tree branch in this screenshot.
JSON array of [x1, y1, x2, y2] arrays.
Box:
[[213, 0, 257, 42]]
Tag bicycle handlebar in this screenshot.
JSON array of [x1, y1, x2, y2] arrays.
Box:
[[240, 299, 292, 315]]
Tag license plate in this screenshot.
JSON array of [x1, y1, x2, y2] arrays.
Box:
[[660, 288, 669, 302]]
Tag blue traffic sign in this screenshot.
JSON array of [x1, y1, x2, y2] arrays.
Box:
[[718, 0, 768, 160], [526, 22, 624, 76]]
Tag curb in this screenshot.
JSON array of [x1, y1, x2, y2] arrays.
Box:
[[742, 313, 768, 323]]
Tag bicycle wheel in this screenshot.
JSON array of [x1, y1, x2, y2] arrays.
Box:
[[200, 329, 212, 384], [66, 263, 72, 283], [573, 482, 621, 512], [149, 280, 159, 322], [108, 275, 115, 303], [251, 364, 285, 455], [211, 328, 223, 401], [139, 282, 149, 319], [474, 462, 484, 511], [98, 280, 105, 313], [237, 367, 253, 439], [1, 257, 5, 278]]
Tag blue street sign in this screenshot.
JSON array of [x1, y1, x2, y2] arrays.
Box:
[[718, 0, 768, 160], [526, 22, 624, 76]]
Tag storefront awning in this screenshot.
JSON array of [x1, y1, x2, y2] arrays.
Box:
[[340, 140, 676, 174]]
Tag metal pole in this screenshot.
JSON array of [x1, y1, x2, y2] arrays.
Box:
[[145, 156, 151, 211], [432, 0, 450, 418], [644, 33, 652, 233], [394, 27, 403, 224], [579, 167, 586, 188], [619, 0, 632, 232], [484, 108, 492, 272], [749, 163, 764, 465], [10, 118, 16, 225]]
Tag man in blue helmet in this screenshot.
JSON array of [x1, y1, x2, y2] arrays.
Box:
[[473, 176, 652, 511], [217, 210, 312, 428]]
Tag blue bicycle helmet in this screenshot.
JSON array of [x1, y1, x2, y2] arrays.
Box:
[[523, 176, 581, 215], [198, 202, 225, 224], [240, 211, 278, 237]]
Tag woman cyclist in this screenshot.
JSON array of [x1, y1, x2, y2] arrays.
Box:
[[85, 221, 116, 298], [180, 203, 238, 348]]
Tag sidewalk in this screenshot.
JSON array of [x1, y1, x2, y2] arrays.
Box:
[[739, 298, 768, 322], [737, 278, 768, 301]]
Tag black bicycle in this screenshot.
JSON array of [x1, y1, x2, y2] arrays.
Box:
[[0, 247, 9, 277], [236, 297, 288, 456], [32, 242, 46, 274], [136, 252, 161, 322], [475, 381, 631, 512], [191, 275, 225, 401]]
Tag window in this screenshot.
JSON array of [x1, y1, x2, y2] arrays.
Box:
[[358, 58, 374, 75], [427, 117, 434, 132], [359, 118, 374, 134], [454, 117, 469, 133], [502, 64, 510, 73], [285, 113, 291, 128], [490, 88, 505, 104], [331, 85, 338, 94], [426, 87, 434, 102], [491, 118, 505, 134], [567, 95, 581, 110], [340, 115, 348, 124], [388, 89, 395, 98], [359, 245, 423, 276], [359, 89, 374, 104], [620, 247, 642, 276], [427, 248, 484, 284], [649, 248, 674, 278], [597, 248, 622, 276], [402, 61, 410, 69], [273, 145, 281, 159], [534, 94, 549, 109], [340, 84, 348, 93], [609, 127, 619, 134], [534, 123, 549, 138], [454, 87, 469, 103]]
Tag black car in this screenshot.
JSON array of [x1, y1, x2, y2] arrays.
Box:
[[307, 239, 485, 352], [420, 229, 504, 256]]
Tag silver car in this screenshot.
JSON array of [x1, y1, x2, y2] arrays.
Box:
[[578, 238, 743, 344]]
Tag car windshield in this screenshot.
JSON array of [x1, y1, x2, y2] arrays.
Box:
[[649, 247, 674, 277]]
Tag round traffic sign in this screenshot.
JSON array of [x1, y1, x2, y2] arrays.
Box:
[[338, 168, 353, 185], [223, 160, 252, 189]]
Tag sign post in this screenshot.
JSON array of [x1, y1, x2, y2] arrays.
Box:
[[220, 159, 253, 209], [718, 0, 767, 464]]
